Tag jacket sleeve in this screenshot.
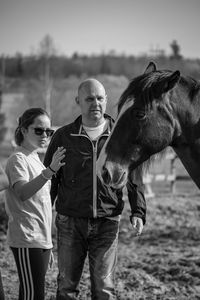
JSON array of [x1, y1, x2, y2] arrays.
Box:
[[44, 134, 60, 206], [126, 167, 146, 225]]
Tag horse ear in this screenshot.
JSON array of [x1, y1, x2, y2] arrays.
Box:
[[154, 70, 181, 97], [162, 71, 181, 93], [144, 61, 157, 74]]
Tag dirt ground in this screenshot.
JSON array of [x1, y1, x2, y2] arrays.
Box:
[[1, 180, 200, 300]]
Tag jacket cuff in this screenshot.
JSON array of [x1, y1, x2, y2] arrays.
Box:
[[130, 212, 146, 225]]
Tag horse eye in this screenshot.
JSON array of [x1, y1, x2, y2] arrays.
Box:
[[134, 110, 146, 120]]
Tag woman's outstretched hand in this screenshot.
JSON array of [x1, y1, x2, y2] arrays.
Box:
[[50, 146, 66, 173]]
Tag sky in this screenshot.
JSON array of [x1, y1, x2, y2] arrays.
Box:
[[0, 0, 200, 59]]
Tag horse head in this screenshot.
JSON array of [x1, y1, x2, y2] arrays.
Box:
[[97, 62, 183, 189]]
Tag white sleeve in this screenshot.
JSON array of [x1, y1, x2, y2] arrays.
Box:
[[6, 153, 29, 187]]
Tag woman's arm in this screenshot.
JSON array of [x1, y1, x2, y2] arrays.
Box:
[[13, 147, 65, 202], [13, 168, 53, 201]]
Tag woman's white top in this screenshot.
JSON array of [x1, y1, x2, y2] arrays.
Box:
[[5, 146, 53, 249]]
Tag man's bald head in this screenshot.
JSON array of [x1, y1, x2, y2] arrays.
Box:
[[76, 78, 107, 127], [78, 78, 106, 97]]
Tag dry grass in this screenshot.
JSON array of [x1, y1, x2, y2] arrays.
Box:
[[1, 181, 200, 299]]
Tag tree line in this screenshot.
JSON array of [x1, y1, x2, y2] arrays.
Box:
[[1, 35, 200, 81], [0, 35, 200, 136], [1, 52, 200, 80]]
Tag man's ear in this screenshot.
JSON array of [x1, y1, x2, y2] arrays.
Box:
[[105, 94, 108, 103], [75, 96, 79, 104]]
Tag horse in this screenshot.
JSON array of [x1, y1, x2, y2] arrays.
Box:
[[97, 61, 200, 190]]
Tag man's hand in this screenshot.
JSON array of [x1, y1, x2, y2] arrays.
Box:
[[131, 216, 143, 236]]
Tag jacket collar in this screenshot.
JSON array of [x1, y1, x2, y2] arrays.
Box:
[[74, 114, 114, 135]]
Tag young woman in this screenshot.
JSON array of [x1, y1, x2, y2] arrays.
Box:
[[5, 108, 65, 300], [0, 163, 9, 300]]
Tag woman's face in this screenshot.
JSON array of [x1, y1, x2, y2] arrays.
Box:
[[22, 114, 52, 151]]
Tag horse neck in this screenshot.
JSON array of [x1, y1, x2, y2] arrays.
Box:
[[170, 85, 200, 188], [173, 143, 200, 189]]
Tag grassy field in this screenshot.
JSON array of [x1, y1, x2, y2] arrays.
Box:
[[1, 178, 200, 299], [1, 147, 200, 299]]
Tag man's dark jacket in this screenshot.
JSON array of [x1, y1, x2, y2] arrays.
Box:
[[44, 115, 146, 223]]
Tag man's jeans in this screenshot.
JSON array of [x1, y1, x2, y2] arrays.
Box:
[[55, 214, 119, 300]]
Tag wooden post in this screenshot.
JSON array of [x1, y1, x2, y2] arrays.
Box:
[[169, 154, 177, 195]]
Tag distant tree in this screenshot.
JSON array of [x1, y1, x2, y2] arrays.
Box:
[[72, 52, 79, 60], [170, 40, 182, 60], [38, 34, 57, 58], [0, 56, 6, 86], [0, 89, 7, 142], [15, 52, 23, 77], [100, 54, 111, 74], [38, 34, 57, 115]]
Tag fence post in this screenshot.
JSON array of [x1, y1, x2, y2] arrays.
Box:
[[169, 154, 177, 195]]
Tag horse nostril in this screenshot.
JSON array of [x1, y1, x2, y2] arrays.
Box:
[[102, 165, 111, 185]]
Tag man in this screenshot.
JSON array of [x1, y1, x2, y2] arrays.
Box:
[[44, 78, 146, 300]]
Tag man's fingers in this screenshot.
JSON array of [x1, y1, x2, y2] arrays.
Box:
[[132, 217, 143, 236], [132, 217, 137, 227]]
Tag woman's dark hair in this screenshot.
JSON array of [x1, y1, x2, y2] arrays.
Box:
[[15, 108, 50, 146]]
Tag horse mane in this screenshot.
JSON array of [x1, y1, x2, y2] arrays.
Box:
[[118, 71, 171, 112], [118, 71, 200, 113], [179, 76, 200, 100]]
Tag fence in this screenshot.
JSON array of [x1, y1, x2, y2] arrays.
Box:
[[143, 151, 190, 198]]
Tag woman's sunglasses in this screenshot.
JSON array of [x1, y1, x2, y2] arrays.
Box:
[[31, 127, 54, 137]]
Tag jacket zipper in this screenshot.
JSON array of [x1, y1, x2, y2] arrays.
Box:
[[92, 134, 109, 218], [93, 141, 98, 218], [71, 132, 109, 218]]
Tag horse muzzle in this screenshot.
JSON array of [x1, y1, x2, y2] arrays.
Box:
[[100, 161, 128, 189]]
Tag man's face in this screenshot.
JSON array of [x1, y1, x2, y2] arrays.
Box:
[[77, 80, 107, 125]]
